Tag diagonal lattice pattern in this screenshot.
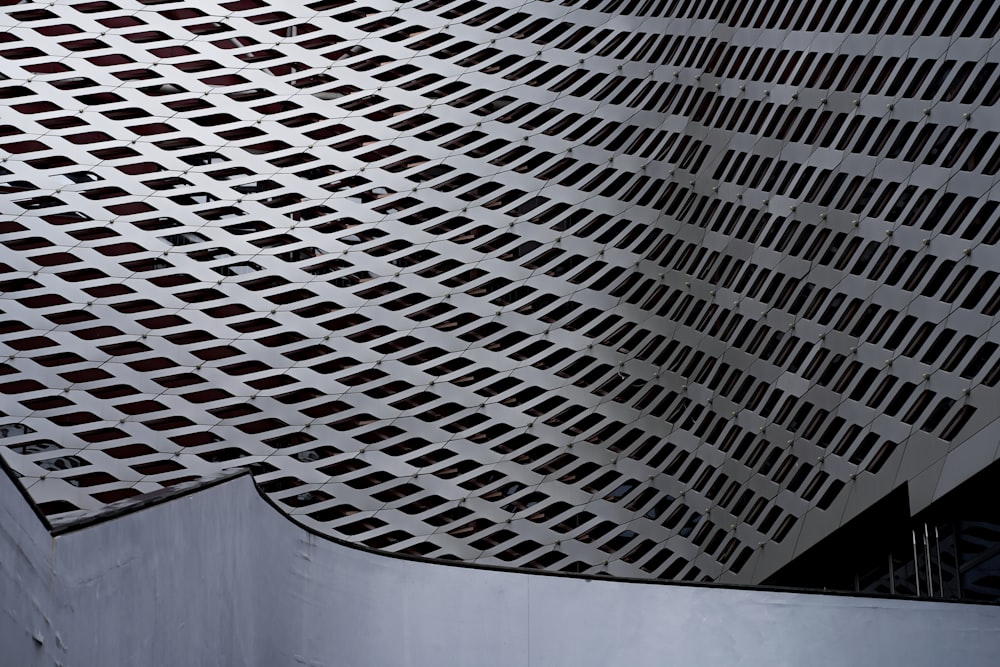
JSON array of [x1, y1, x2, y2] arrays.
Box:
[[1, 0, 1000, 584]]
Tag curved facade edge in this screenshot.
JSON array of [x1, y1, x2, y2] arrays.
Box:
[[2, 464, 1000, 667]]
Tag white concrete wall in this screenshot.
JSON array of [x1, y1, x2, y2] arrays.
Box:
[[2, 468, 998, 666]]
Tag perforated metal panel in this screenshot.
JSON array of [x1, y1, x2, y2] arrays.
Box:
[[2, 0, 1000, 583]]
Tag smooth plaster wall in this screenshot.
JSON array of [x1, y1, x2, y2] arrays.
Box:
[[2, 468, 999, 667]]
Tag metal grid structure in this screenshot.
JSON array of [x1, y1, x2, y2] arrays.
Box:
[[1, 0, 1000, 584]]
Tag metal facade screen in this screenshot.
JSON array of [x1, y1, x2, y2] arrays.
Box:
[[0, 0, 999, 584]]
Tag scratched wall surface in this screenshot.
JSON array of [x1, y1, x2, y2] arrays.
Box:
[[2, 0, 1000, 585], [2, 467, 1000, 667]]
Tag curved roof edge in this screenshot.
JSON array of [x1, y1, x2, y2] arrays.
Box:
[[3, 459, 1000, 666], [2, 455, 997, 605]]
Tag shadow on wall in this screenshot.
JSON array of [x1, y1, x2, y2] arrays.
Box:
[[1, 465, 998, 667]]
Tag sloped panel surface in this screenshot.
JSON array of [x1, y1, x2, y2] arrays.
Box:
[[3, 466, 1000, 667]]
